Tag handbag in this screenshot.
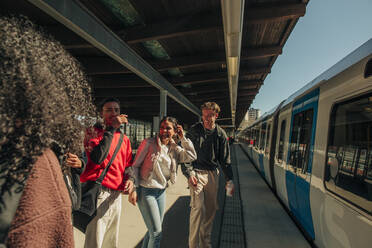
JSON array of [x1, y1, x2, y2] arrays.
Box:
[[63, 167, 82, 211], [73, 131, 124, 233], [51, 141, 82, 211]]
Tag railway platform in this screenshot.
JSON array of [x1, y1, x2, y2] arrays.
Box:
[[73, 143, 310, 247]]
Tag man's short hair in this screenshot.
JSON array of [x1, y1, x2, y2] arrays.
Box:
[[98, 97, 120, 112], [201, 102, 220, 114]]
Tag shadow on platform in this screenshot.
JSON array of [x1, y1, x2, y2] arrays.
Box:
[[134, 196, 191, 248]]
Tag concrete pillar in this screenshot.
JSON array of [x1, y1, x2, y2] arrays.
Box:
[[153, 116, 159, 134]]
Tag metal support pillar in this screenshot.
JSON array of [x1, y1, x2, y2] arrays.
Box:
[[160, 90, 167, 119]]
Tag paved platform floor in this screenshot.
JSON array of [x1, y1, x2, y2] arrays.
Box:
[[74, 143, 310, 247], [234, 144, 310, 248], [74, 168, 191, 248]]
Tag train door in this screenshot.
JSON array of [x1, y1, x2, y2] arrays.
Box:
[[258, 122, 267, 176], [264, 122, 272, 185], [274, 117, 289, 206], [286, 88, 319, 240], [269, 104, 285, 195]]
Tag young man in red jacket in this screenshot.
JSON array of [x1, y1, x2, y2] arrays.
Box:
[[80, 97, 134, 248]]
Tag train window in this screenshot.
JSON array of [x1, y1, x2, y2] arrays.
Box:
[[255, 128, 260, 148], [265, 124, 271, 154], [325, 93, 372, 214], [250, 130, 254, 145], [259, 123, 267, 150], [365, 59, 372, 78], [288, 109, 314, 173], [253, 128, 259, 148], [277, 119, 286, 162]]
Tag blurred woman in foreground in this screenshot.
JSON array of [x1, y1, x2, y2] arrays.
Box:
[[0, 15, 96, 247]]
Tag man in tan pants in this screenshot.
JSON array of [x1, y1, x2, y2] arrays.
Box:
[[183, 102, 235, 248]]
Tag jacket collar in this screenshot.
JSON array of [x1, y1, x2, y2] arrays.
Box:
[[94, 122, 124, 133], [195, 122, 220, 136]]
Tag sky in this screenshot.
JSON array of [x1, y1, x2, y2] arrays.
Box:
[[251, 0, 372, 115]]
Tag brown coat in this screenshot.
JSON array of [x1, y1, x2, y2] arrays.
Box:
[[6, 149, 74, 248]]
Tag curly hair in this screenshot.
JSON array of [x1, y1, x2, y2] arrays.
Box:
[[0, 16, 97, 197]]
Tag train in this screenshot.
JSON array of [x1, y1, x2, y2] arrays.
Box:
[[237, 39, 372, 248]]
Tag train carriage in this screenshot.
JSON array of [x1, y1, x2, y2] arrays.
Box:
[[238, 39, 372, 248]]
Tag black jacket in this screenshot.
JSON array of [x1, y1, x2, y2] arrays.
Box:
[[182, 122, 233, 181]]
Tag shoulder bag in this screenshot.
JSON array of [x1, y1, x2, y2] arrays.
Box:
[[73, 131, 124, 233]]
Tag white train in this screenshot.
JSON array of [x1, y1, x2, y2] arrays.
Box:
[[237, 39, 372, 248]]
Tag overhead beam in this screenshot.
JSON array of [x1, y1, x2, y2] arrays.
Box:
[[237, 90, 258, 97], [91, 71, 266, 90], [185, 88, 257, 96], [125, 110, 231, 121], [93, 90, 258, 99], [154, 46, 281, 71], [94, 89, 160, 98], [96, 97, 252, 109], [120, 11, 220, 44], [93, 86, 254, 97], [190, 95, 254, 102], [28, 0, 200, 116], [241, 46, 282, 59], [173, 69, 269, 86], [172, 72, 228, 86], [237, 99, 253, 104], [90, 72, 228, 88], [94, 90, 257, 99], [240, 67, 271, 76], [184, 89, 227, 96], [85, 57, 270, 76], [91, 80, 150, 88], [245, 3, 306, 24], [91, 74, 151, 88], [115, 3, 305, 44], [238, 80, 263, 89], [80, 46, 280, 75]]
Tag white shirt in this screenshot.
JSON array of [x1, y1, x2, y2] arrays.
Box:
[[158, 143, 171, 179], [140, 143, 172, 189], [133, 136, 197, 189]]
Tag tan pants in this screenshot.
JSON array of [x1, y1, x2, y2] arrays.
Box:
[[189, 170, 219, 248], [84, 188, 122, 248]]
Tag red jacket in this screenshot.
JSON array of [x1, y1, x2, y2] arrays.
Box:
[[81, 125, 133, 191]]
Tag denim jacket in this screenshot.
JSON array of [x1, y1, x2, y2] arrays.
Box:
[[133, 135, 197, 189]]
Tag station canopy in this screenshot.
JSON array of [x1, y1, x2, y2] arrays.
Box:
[[1, 0, 308, 129]]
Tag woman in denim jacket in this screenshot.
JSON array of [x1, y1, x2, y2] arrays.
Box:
[[128, 116, 196, 248]]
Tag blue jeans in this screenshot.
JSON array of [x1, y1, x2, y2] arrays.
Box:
[[137, 186, 166, 248]]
